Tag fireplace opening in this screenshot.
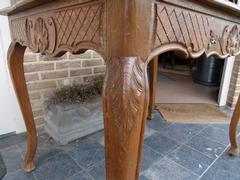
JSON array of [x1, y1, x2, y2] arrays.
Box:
[[155, 51, 231, 106]]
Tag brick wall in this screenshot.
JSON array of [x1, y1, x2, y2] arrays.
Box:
[[24, 49, 106, 129], [227, 55, 240, 109]]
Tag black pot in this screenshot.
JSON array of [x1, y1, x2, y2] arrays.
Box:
[[194, 56, 224, 86]]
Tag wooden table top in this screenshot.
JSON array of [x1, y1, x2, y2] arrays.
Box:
[[1, 0, 240, 16]]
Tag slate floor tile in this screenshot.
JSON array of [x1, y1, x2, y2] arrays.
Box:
[[200, 151, 240, 180], [63, 138, 104, 169], [200, 167, 240, 180], [167, 145, 214, 175], [186, 135, 226, 159], [3, 169, 36, 180], [208, 123, 240, 136], [145, 133, 179, 155], [146, 112, 171, 131], [141, 145, 163, 171], [161, 123, 205, 143], [142, 157, 198, 180], [198, 126, 229, 145], [66, 171, 94, 180], [18, 133, 62, 165], [214, 150, 240, 174], [1, 109, 240, 180], [0, 133, 26, 150], [0, 145, 23, 173], [208, 124, 229, 132], [89, 130, 104, 146], [34, 151, 81, 180], [88, 160, 105, 180], [90, 127, 157, 147], [140, 175, 149, 180]]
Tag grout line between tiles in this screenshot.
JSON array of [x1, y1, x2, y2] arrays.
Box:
[[165, 157, 200, 178], [197, 144, 230, 180]]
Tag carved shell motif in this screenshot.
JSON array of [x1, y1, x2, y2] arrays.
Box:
[[26, 17, 56, 55], [33, 18, 49, 52]]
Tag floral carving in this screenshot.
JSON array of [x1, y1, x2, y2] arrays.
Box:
[[208, 30, 219, 49]]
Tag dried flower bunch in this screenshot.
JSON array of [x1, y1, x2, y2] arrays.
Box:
[[48, 76, 104, 104]]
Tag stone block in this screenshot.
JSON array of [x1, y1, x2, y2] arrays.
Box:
[[29, 92, 41, 100], [41, 70, 68, 80], [56, 61, 81, 69], [94, 66, 106, 73], [44, 96, 103, 145], [27, 81, 56, 91], [25, 73, 39, 82], [24, 53, 37, 63], [24, 63, 54, 73], [70, 68, 92, 77], [82, 59, 103, 67]]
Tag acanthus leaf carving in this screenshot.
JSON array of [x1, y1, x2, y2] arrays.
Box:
[[104, 57, 146, 168]]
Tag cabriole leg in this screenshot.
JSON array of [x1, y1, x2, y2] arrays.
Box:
[[103, 57, 149, 180], [7, 43, 37, 172], [148, 56, 158, 120], [229, 94, 240, 156]]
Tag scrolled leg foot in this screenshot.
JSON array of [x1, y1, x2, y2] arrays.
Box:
[[229, 146, 239, 156], [23, 161, 36, 172], [229, 94, 240, 157], [148, 56, 158, 120]]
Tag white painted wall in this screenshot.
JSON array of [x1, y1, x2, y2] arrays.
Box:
[[0, 0, 26, 135], [218, 56, 235, 106]]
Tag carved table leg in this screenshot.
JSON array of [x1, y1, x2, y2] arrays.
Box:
[[148, 56, 158, 120], [7, 43, 37, 172], [103, 57, 149, 180], [229, 94, 240, 156]]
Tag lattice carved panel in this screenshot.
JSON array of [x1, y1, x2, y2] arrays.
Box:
[[153, 2, 240, 58], [10, 1, 106, 57], [55, 2, 104, 51]]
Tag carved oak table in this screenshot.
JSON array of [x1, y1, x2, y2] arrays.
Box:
[[1, 0, 240, 179]]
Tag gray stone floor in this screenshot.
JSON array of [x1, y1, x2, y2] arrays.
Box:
[[1, 110, 240, 180]]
